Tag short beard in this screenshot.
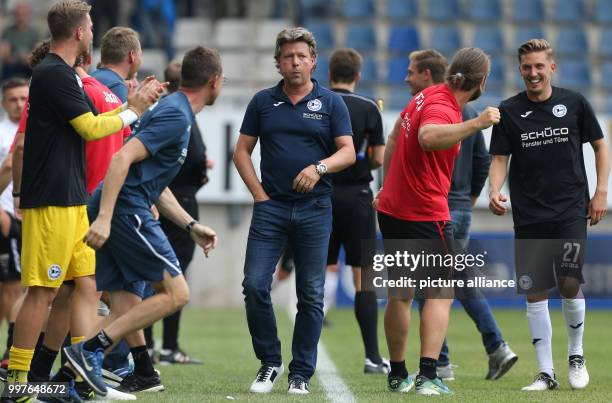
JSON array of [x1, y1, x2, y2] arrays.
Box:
[[469, 87, 482, 102]]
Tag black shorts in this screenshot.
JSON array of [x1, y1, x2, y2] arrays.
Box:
[[0, 214, 21, 282], [327, 184, 376, 266], [514, 217, 586, 294], [375, 212, 454, 299]]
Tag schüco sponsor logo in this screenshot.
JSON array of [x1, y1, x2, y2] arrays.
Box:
[[520, 127, 569, 141]]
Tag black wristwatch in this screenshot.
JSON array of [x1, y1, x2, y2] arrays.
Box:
[[11, 191, 19, 197], [185, 220, 198, 233]]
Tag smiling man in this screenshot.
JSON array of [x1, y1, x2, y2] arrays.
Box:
[[489, 39, 610, 392], [233, 27, 355, 395]]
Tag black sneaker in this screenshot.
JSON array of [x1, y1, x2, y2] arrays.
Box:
[[158, 349, 203, 365], [116, 369, 165, 393], [287, 378, 310, 395]]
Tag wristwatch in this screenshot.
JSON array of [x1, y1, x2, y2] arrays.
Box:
[[315, 161, 328, 176], [185, 220, 198, 233]]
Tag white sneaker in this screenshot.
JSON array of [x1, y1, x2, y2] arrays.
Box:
[[364, 358, 390, 374], [249, 364, 284, 393], [437, 363, 456, 381], [94, 386, 137, 400], [521, 372, 559, 391], [568, 355, 589, 389], [287, 378, 310, 395]]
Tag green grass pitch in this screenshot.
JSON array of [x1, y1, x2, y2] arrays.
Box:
[[5, 306, 609, 402]]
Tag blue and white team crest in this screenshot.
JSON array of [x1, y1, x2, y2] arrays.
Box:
[[48, 264, 62, 280], [552, 104, 567, 118], [307, 99, 322, 112]]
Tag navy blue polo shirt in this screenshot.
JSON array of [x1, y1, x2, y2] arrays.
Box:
[[240, 79, 352, 201], [91, 67, 128, 102]]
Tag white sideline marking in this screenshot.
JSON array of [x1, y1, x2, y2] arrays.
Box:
[[287, 284, 357, 403]]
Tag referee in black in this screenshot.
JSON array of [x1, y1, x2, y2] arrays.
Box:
[[326, 48, 388, 373]]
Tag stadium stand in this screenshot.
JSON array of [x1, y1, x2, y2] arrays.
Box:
[[76, 0, 612, 113], [512, 0, 545, 23], [429, 25, 462, 56], [345, 23, 377, 51], [303, 20, 335, 50], [426, 0, 459, 21], [359, 58, 379, 85], [300, 0, 335, 18], [595, 0, 612, 24], [255, 19, 294, 50], [387, 89, 410, 111], [384, 0, 419, 20], [555, 27, 589, 58], [387, 25, 420, 54], [603, 94, 612, 113], [472, 26, 505, 55], [339, 0, 375, 19], [173, 18, 212, 51], [213, 18, 251, 50], [486, 57, 506, 89], [386, 56, 409, 84], [514, 27, 546, 50], [600, 61, 612, 90], [465, 0, 502, 21], [313, 56, 330, 83], [597, 28, 612, 58], [553, 0, 586, 24], [557, 59, 592, 90], [255, 54, 281, 85]]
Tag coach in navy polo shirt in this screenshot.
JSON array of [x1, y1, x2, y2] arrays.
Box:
[[233, 27, 355, 395]]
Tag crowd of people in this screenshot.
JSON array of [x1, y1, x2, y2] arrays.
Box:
[[0, 0, 607, 401]]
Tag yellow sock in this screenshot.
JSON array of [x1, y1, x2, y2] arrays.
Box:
[[8, 346, 34, 373], [71, 336, 85, 345]]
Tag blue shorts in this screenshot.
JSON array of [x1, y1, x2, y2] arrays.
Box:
[[90, 210, 182, 297]]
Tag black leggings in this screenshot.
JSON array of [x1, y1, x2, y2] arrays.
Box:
[[145, 195, 198, 350]]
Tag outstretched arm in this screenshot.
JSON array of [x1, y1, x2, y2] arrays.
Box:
[[156, 187, 218, 257], [419, 107, 500, 151]]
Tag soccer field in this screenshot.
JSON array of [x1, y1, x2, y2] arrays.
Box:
[[105, 306, 612, 402]]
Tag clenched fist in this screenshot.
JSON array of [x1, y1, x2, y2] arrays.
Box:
[[476, 107, 501, 130]]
